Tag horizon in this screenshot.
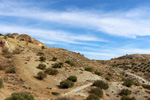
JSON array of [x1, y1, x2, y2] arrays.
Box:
[[1, 0, 150, 60]]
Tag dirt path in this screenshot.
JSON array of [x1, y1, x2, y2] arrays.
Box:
[[61, 82, 93, 96]]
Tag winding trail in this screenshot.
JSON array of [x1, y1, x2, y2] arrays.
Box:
[[61, 82, 93, 96]]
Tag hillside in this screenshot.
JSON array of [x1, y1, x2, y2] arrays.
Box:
[[0, 34, 150, 100]]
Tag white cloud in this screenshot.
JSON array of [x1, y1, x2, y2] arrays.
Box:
[[0, 1, 150, 38], [0, 25, 103, 45]]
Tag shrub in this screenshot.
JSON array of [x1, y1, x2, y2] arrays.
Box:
[[65, 60, 75, 66], [37, 64, 46, 70], [121, 96, 136, 100], [59, 80, 74, 88], [41, 46, 45, 49], [5, 92, 34, 100], [45, 68, 59, 75], [37, 52, 44, 56], [93, 80, 109, 90], [52, 57, 57, 61], [0, 66, 4, 70], [142, 84, 150, 90], [119, 89, 131, 96], [0, 79, 3, 88], [90, 88, 103, 98], [2, 48, 10, 54], [53, 62, 63, 68], [85, 67, 94, 72], [86, 94, 100, 100], [105, 76, 110, 81], [95, 71, 101, 76], [51, 92, 59, 96], [39, 56, 46, 62], [123, 79, 134, 87], [56, 97, 73, 100], [37, 71, 47, 80], [6, 67, 16, 73], [67, 76, 77, 82]]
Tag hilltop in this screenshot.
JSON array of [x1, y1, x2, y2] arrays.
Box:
[[0, 33, 150, 100]]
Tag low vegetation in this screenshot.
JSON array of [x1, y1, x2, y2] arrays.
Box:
[[5, 92, 34, 100], [51, 57, 57, 61], [56, 97, 73, 100], [39, 56, 46, 62], [90, 88, 103, 98], [37, 71, 47, 80], [0, 65, 4, 70], [45, 68, 59, 75], [6, 67, 16, 73], [86, 94, 100, 100], [37, 52, 44, 56], [121, 96, 136, 100], [93, 80, 109, 90], [51, 92, 59, 96], [123, 79, 134, 87], [0, 79, 3, 88], [65, 60, 75, 66], [37, 64, 46, 70], [105, 76, 110, 81], [94, 71, 101, 76], [59, 80, 74, 88], [67, 76, 77, 82], [85, 67, 94, 72], [119, 89, 131, 96], [53, 62, 63, 68], [142, 84, 150, 90]]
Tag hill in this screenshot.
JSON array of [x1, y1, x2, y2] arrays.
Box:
[[0, 33, 150, 100]]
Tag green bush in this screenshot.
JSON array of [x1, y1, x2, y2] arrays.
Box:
[[121, 96, 136, 100], [0, 79, 3, 88], [90, 88, 103, 98], [120, 89, 131, 96], [5, 92, 34, 100], [6, 67, 16, 73], [67, 76, 77, 82], [51, 92, 59, 96], [53, 62, 63, 68], [93, 80, 109, 90], [123, 79, 134, 87], [37, 71, 47, 80], [59, 80, 74, 88], [37, 52, 44, 56], [45, 68, 59, 75], [95, 71, 101, 76], [65, 60, 75, 66], [52, 57, 57, 61], [86, 94, 100, 100], [41, 46, 45, 49], [105, 76, 110, 81], [56, 97, 73, 100], [85, 67, 94, 72], [37, 64, 46, 70], [142, 84, 150, 90], [39, 56, 46, 62]]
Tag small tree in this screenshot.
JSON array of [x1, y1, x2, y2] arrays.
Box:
[[39, 56, 46, 62], [86, 94, 99, 100], [123, 79, 134, 87], [5, 92, 34, 100], [85, 67, 94, 72], [37, 71, 47, 80], [120, 89, 131, 96], [59, 80, 74, 88], [67, 76, 77, 82], [45, 68, 59, 75], [37, 64, 46, 70], [52, 57, 57, 61], [93, 80, 109, 90], [90, 88, 103, 98]]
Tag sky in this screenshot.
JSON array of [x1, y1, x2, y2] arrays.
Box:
[[0, 0, 150, 60]]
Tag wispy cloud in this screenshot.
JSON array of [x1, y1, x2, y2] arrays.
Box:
[[0, 1, 150, 38]]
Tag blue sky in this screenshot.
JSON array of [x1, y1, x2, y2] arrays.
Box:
[[1, 0, 150, 60]]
